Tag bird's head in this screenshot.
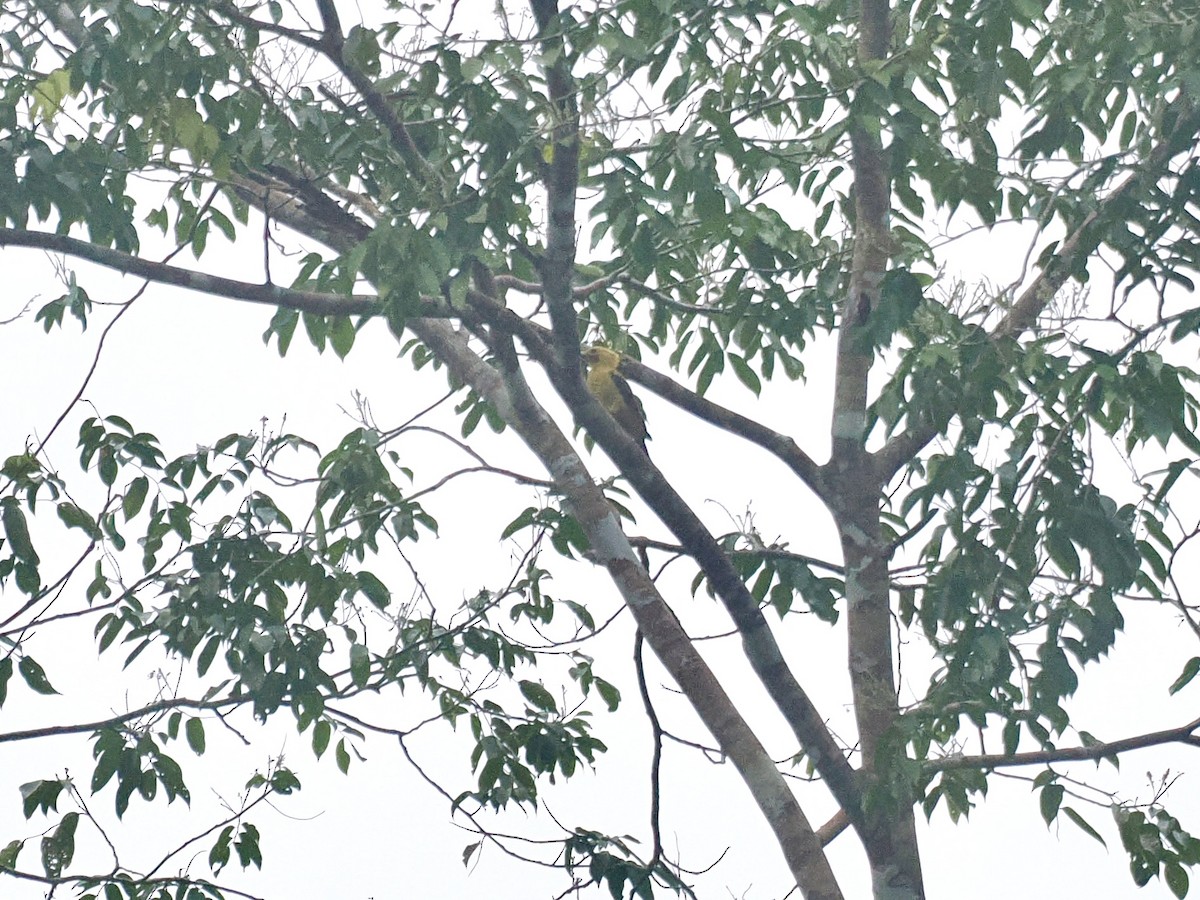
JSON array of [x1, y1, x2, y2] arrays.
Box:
[[581, 346, 621, 370]]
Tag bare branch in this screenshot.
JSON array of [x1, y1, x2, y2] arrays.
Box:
[[929, 717, 1200, 772], [620, 357, 829, 500], [0, 227, 452, 318], [0, 697, 243, 745]]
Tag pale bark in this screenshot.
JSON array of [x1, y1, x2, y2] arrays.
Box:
[[829, 0, 926, 896]]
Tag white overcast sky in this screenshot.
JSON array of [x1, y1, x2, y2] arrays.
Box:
[[4, 0, 1200, 895]]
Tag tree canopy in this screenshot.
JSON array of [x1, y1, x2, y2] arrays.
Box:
[[3, 0, 1200, 898]]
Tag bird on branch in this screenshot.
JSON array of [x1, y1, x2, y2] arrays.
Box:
[[581, 346, 650, 454]]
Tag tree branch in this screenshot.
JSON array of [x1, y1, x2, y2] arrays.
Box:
[[546, 345, 865, 834], [314, 0, 442, 186], [619, 357, 829, 502], [0, 697, 243, 744], [528, 0, 583, 356], [633, 630, 664, 866], [929, 717, 1200, 772], [0, 869, 264, 900], [817, 810, 851, 846], [460, 286, 833, 503], [414, 316, 845, 900], [874, 93, 1200, 482], [831, 0, 928, 894], [0, 227, 453, 318], [628, 536, 846, 576]]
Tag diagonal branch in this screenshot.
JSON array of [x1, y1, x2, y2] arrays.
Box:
[[459, 278, 833, 502], [995, 97, 1200, 341], [210, 112, 852, 891], [414, 316, 845, 900], [546, 347, 865, 833], [875, 94, 1200, 483], [619, 356, 829, 501], [313, 0, 443, 187]]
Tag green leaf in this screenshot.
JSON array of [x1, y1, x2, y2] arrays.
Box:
[[329, 316, 356, 359], [1165, 861, 1189, 899], [0, 839, 23, 870], [40, 812, 78, 877], [209, 825, 233, 873], [344, 25, 382, 76], [264, 307, 299, 356], [302, 312, 328, 351], [349, 643, 370, 687], [185, 717, 206, 755], [1040, 783, 1063, 824], [18, 657, 58, 695], [0, 658, 11, 707], [57, 502, 103, 540], [123, 476, 149, 521], [1063, 807, 1106, 846], [270, 767, 301, 794], [356, 571, 390, 609], [729, 353, 762, 396], [519, 680, 558, 713], [1169, 657, 1200, 695], [98, 447, 119, 486], [196, 636, 221, 676], [312, 719, 332, 758], [1045, 529, 1080, 579], [595, 679, 621, 712], [234, 823, 262, 869], [336, 739, 351, 774], [21, 779, 64, 818], [2, 499, 39, 564], [14, 560, 41, 595], [31, 68, 72, 122]]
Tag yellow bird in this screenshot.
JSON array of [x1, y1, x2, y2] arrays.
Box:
[[581, 346, 650, 453]]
